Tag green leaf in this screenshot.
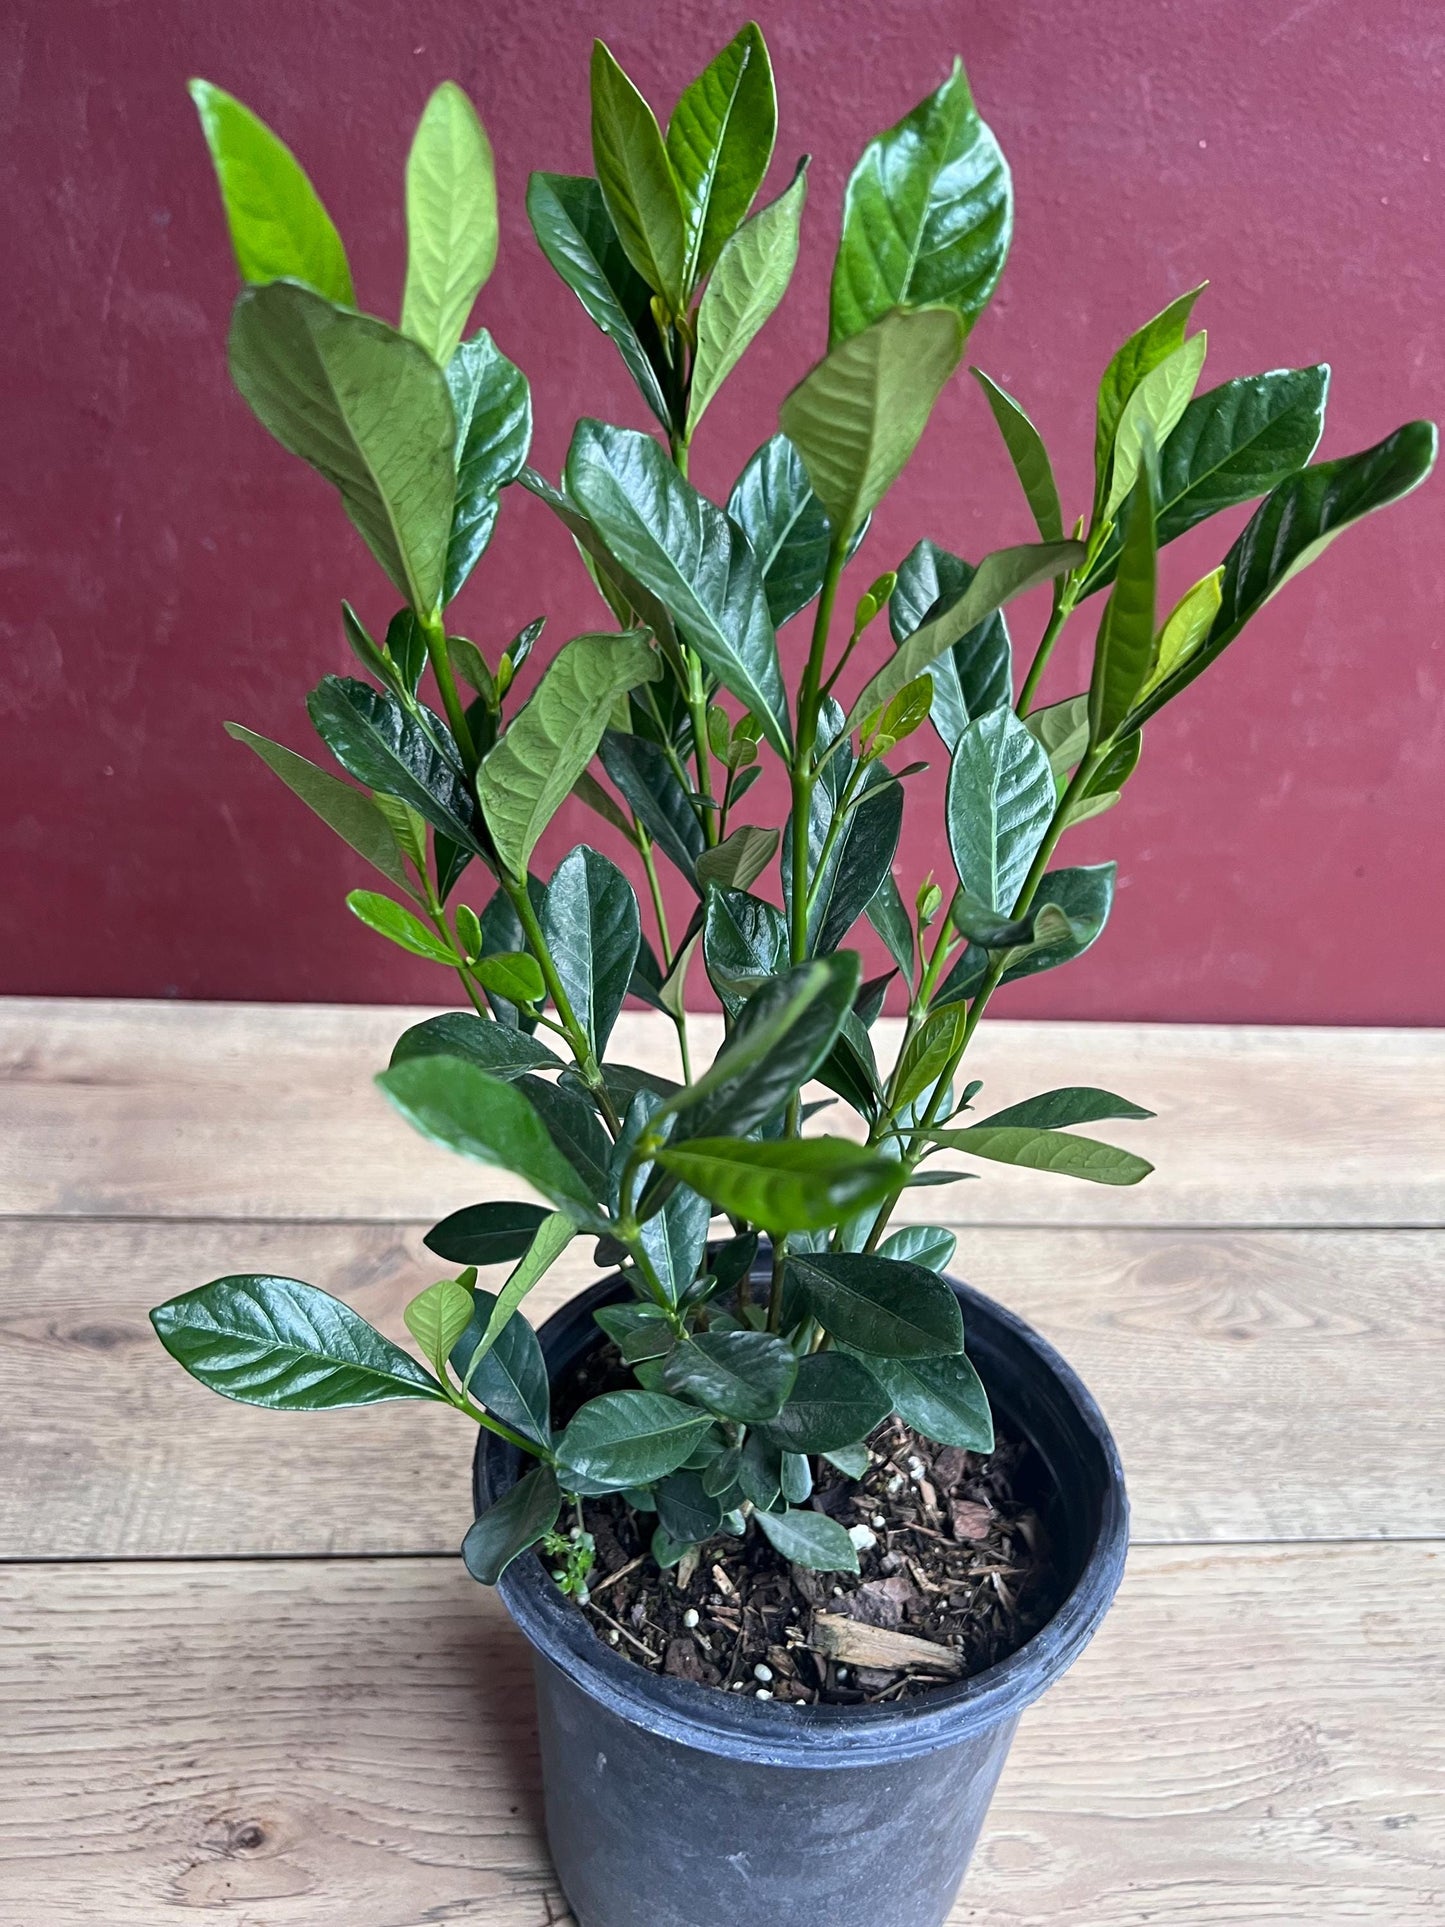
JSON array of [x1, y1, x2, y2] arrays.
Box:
[[866, 871, 914, 982], [391, 1012, 563, 1079], [971, 369, 1063, 542], [376, 1055, 600, 1215], [150, 1274, 446, 1409], [1130, 420, 1438, 730], [462, 1465, 562, 1584], [846, 538, 1081, 737], [928, 1123, 1153, 1185], [424, 1199, 552, 1268], [888, 541, 1012, 750], [454, 1284, 558, 1444], [816, 1008, 884, 1123], [228, 281, 456, 612], [662, 1330, 798, 1423], [565, 421, 791, 755], [472, 952, 546, 1006], [223, 723, 409, 888], [525, 172, 671, 431], [1023, 693, 1091, 778], [830, 58, 1011, 344], [695, 825, 780, 894], [1081, 365, 1331, 595], [1089, 449, 1158, 744], [759, 1351, 891, 1454], [780, 306, 965, 537], [1105, 331, 1207, 520], [599, 729, 706, 884], [890, 1003, 970, 1112], [863, 1351, 992, 1451], [478, 631, 660, 879], [306, 676, 486, 855], [401, 82, 498, 366], [517, 1076, 611, 1204], [934, 861, 1116, 1005], [1143, 570, 1223, 699], [655, 1136, 900, 1234], [541, 845, 640, 1058], [556, 1390, 713, 1493], [879, 1225, 957, 1272], [590, 41, 689, 313], [404, 1274, 476, 1377], [1095, 284, 1206, 489], [667, 21, 777, 287], [981, 1086, 1154, 1129], [654, 1469, 725, 1545], [788, 1251, 963, 1358], [784, 749, 903, 957], [688, 159, 806, 433], [443, 331, 531, 602], [636, 1162, 712, 1308], [754, 1506, 860, 1572], [188, 79, 354, 305], [702, 886, 788, 1014], [346, 889, 457, 963], [728, 434, 848, 629], [945, 706, 1054, 913]]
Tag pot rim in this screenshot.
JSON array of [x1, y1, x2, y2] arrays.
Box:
[[477, 1270, 1128, 1769]]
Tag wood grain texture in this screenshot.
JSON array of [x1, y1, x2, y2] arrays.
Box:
[[5, 997, 1443, 1226], [4, 1217, 1439, 1559], [0, 1544, 1439, 1926]]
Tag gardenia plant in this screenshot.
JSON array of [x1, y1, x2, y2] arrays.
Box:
[[153, 27, 1435, 1604]]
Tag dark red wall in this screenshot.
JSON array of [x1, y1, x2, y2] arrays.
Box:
[[3, 0, 1441, 1021]]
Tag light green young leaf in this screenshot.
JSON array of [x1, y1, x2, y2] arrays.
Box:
[[667, 21, 778, 287], [224, 723, 409, 888], [1106, 331, 1208, 519], [972, 367, 1064, 542], [1143, 568, 1223, 699], [477, 632, 660, 879], [401, 82, 498, 365], [346, 888, 459, 964], [890, 1003, 970, 1112], [591, 41, 689, 313], [471, 952, 546, 1006], [654, 1136, 901, 1234], [830, 58, 1011, 344], [466, 1212, 577, 1372], [688, 159, 807, 434], [404, 1274, 477, 1377], [780, 306, 966, 538], [1022, 694, 1090, 779], [189, 79, 354, 305], [1095, 284, 1206, 487], [228, 281, 456, 612]]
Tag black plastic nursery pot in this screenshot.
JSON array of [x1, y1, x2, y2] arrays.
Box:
[[474, 1270, 1128, 1927]]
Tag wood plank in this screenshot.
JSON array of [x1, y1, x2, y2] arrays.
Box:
[[4, 997, 1442, 1226], [0, 1544, 1438, 1925], [5, 1218, 1440, 1558]]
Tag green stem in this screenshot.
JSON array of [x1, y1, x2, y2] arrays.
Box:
[[637, 833, 673, 966], [420, 609, 477, 771], [1016, 593, 1071, 718], [420, 887, 489, 1020], [789, 536, 849, 967], [451, 1384, 552, 1460], [504, 874, 622, 1135]]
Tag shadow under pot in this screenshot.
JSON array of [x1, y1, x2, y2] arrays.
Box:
[[474, 1268, 1128, 1927]]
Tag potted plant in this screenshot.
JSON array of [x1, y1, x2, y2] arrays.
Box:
[[152, 27, 1435, 1927]]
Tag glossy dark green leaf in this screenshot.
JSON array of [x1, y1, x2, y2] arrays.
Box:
[[391, 1013, 562, 1081], [780, 307, 965, 537], [424, 1199, 551, 1267], [1080, 365, 1330, 595], [462, 1465, 562, 1584], [377, 1055, 600, 1215], [556, 1390, 713, 1493], [443, 330, 531, 602], [590, 41, 689, 313], [866, 871, 915, 983], [788, 1251, 963, 1358], [816, 1007, 884, 1122], [786, 759, 904, 957], [780, 1452, 813, 1505], [228, 281, 456, 611], [478, 631, 660, 879], [526, 171, 671, 429], [401, 82, 498, 366], [689, 158, 805, 432], [667, 21, 777, 287], [150, 1275, 445, 1409], [889, 1003, 970, 1112], [307, 675, 486, 854], [971, 368, 1063, 542], [345, 889, 457, 963], [933, 860, 1116, 1005], [755, 1506, 859, 1572], [598, 729, 705, 885], [655, 1136, 900, 1234], [223, 723, 409, 887], [612, 1089, 712, 1301], [727, 434, 856, 629], [1024, 693, 1090, 778], [927, 1123, 1153, 1185], [1089, 447, 1157, 743], [945, 706, 1054, 913], [654, 1469, 725, 1545], [695, 825, 780, 895], [515, 1074, 611, 1205], [822, 1440, 871, 1479], [1129, 420, 1438, 730], [878, 1225, 957, 1272], [540, 845, 640, 1059], [189, 79, 354, 305], [889, 540, 1013, 750], [863, 1351, 992, 1451], [703, 886, 788, 1015], [738, 1430, 784, 1510], [830, 58, 1010, 344], [759, 1351, 891, 1454], [847, 538, 1081, 736], [662, 1329, 798, 1423], [453, 1288, 552, 1444], [565, 420, 790, 755]]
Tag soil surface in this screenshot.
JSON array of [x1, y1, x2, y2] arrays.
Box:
[[554, 1339, 1068, 1708]]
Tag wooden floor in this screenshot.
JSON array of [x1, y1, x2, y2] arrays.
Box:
[[2, 997, 1442, 1925]]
